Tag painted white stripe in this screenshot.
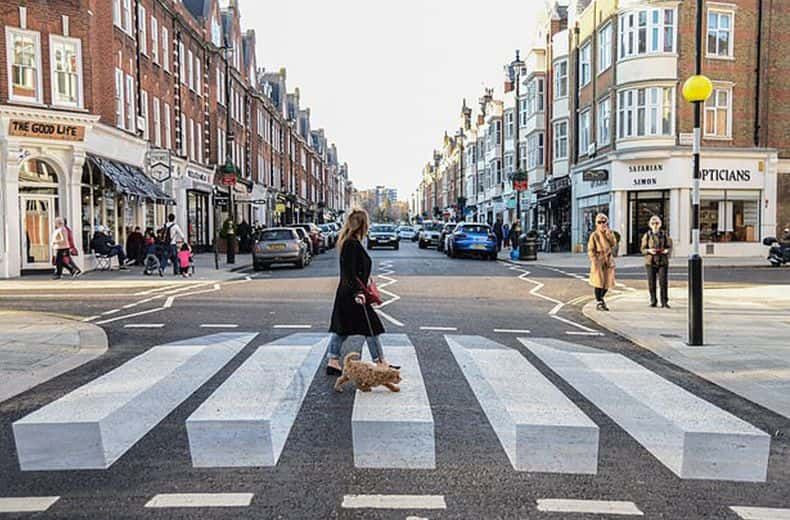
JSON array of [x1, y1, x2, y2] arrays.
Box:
[[100, 308, 121, 316], [164, 296, 175, 308], [419, 326, 457, 331], [551, 314, 599, 332], [731, 506, 790, 519], [82, 315, 100, 322], [566, 331, 604, 336], [123, 324, 165, 329], [13, 333, 256, 471], [200, 324, 239, 329], [187, 333, 329, 468], [352, 334, 435, 469], [446, 335, 598, 474], [523, 338, 771, 482], [273, 324, 313, 329], [145, 493, 253, 508], [0, 497, 60, 513], [341, 495, 446, 510], [376, 309, 404, 327], [95, 306, 166, 325], [536, 499, 643, 516], [493, 329, 531, 334]]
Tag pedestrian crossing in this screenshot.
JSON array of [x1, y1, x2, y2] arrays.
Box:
[[10, 332, 772, 483]]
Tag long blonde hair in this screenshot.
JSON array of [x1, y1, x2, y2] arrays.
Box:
[[337, 209, 369, 251]]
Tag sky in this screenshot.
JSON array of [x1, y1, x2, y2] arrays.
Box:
[[245, 0, 542, 201]]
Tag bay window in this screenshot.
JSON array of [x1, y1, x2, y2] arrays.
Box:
[[617, 86, 675, 139], [526, 77, 544, 116], [527, 133, 544, 169], [50, 36, 82, 107], [554, 59, 568, 98], [7, 28, 42, 103], [553, 120, 568, 160], [505, 111, 514, 140], [618, 7, 676, 60]]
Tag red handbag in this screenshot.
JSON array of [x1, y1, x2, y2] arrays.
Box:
[[356, 276, 383, 306]]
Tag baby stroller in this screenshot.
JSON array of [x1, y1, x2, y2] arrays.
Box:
[[143, 240, 166, 276]]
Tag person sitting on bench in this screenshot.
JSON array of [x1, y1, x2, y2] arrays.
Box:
[[90, 225, 129, 270]]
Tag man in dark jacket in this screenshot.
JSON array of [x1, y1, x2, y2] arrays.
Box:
[[493, 217, 504, 252], [91, 226, 128, 270], [126, 226, 145, 265], [641, 215, 672, 308]]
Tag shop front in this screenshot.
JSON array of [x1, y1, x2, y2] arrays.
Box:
[[572, 150, 778, 257]]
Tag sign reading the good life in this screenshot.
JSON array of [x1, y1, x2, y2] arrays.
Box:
[[9, 120, 85, 141]]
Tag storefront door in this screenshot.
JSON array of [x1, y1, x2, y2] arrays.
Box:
[[187, 190, 210, 250], [628, 190, 670, 255], [19, 195, 56, 269]]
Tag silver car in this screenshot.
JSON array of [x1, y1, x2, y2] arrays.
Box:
[[253, 228, 309, 270]]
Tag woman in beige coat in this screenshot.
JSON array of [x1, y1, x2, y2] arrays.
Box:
[[587, 213, 617, 311]]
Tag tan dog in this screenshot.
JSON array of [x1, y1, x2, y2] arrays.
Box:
[[334, 352, 401, 393]]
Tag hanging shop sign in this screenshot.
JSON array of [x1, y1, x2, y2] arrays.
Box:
[[146, 148, 172, 182], [9, 119, 85, 141], [275, 203, 286, 213], [583, 169, 609, 182]]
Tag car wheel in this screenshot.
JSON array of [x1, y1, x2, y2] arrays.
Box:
[[296, 256, 306, 269], [418, 241, 425, 249], [253, 263, 262, 271], [394, 243, 399, 250], [448, 247, 455, 258]]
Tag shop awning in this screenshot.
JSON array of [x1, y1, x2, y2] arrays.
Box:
[[87, 154, 174, 204]]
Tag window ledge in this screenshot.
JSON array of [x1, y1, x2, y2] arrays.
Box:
[[705, 54, 735, 61], [703, 135, 733, 141], [7, 99, 47, 109], [617, 53, 678, 65]]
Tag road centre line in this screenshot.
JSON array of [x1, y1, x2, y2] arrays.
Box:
[[200, 324, 239, 328], [273, 325, 313, 329], [420, 326, 457, 331], [341, 495, 446, 510], [565, 331, 605, 336], [145, 493, 254, 509], [536, 499, 643, 516], [493, 329, 531, 334], [124, 324, 165, 329], [0, 497, 60, 513], [731, 506, 790, 519]]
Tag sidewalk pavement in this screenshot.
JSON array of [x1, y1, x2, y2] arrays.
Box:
[[584, 285, 790, 420], [0, 252, 252, 290], [497, 249, 768, 269], [0, 311, 107, 404]]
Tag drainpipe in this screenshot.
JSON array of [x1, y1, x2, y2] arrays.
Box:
[[754, 0, 764, 146], [573, 24, 581, 163]]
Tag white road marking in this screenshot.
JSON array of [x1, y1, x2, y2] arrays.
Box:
[[551, 314, 600, 333], [187, 334, 329, 467], [200, 324, 239, 328], [133, 283, 188, 296], [341, 495, 446, 510], [352, 334, 435, 469], [419, 326, 457, 331], [95, 283, 221, 325], [123, 324, 165, 329], [145, 493, 254, 508], [566, 331, 605, 336], [731, 506, 790, 519], [447, 335, 598, 474], [82, 315, 100, 322], [273, 324, 313, 329], [164, 296, 175, 308], [100, 308, 121, 316], [0, 497, 60, 513], [13, 333, 257, 471], [536, 499, 643, 516], [376, 309, 405, 327], [524, 338, 771, 481], [493, 329, 531, 334]]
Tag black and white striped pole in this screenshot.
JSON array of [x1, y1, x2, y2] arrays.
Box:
[[682, 0, 713, 346]]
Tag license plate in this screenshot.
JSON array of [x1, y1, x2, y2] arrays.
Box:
[[269, 243, 286, 250], [472, 244, 486, 250]]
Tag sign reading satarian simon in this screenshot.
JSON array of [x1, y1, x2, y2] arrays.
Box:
[[9, 120, 86, 141]]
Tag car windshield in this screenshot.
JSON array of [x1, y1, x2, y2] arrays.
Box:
[[292, 228, 306, 238], [422, 222, 442, 231], [460, 225, 490, 234], [400, 227, 413, 232], [371, 225, 396, 233], [260, 230, 295, 241]]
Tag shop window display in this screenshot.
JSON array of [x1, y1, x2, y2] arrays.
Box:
[[699, 191, 760, 242]]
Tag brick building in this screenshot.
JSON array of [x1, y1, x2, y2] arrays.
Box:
[[0, 0, 352, 278]]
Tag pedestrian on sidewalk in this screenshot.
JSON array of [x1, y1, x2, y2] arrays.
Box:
[[63, 218, 83, 277], [641, 215, 672, 308], [177, 242, 193, 278], [160, 214, 186, 275], [51, 217, 80, 279], [326, 209, 389, 376], [587, 213, 617, 311], [503, 223, 511, 249], [493, 217, 504, 252], [126, 226, 145, 266], [510, 220, 521, 250]]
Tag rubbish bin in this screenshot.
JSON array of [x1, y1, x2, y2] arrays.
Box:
[[519, 232, 538, 261]]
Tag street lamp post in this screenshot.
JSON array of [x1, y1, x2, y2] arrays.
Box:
[[681, 0, 713, 346], [221, 44, 236, 265], [512, 51, 524, 224]]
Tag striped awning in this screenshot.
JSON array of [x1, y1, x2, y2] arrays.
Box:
[[87, 154, 174, 204]]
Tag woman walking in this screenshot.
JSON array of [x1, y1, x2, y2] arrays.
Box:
[[51, 217, 81, 279], [587, 213, 617, 311], [327, 209, 388, 376], [641, 215, 672, 308]]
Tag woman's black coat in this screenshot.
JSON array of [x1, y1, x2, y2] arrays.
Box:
[[329, 239, 385, 337]]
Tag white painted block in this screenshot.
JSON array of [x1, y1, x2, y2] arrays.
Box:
[[352, 334, 435, 469], [341, 495, 446, 510], [186, 333, 329, 467], [536, 499, 643, 516], [731, 506, 790, 520], [523, 338, 771, 482], [0, 497, 60, 513], [447, 335, 598, 474], [13, 333, 256, 471], [145, 493, 254, 508]]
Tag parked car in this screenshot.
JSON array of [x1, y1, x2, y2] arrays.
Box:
[[437, 222, 459, 253], [418, 221, 443, 249], [290, 227, 313, 265], [293, 223, 324, 254], [319, 224, 337, 248], [446, 223, 498, 260], [367, 223, 399, 250], [253, 228, 310, 270], [397, 226, 416, 240]]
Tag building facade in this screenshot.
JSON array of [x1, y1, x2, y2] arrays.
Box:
[[0, 0, 352, 278]]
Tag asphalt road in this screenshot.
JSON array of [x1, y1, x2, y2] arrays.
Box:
[[0, 242, 788, 519]]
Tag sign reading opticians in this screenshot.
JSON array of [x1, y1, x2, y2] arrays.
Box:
[[9, 120, 85, 141], [612, 158, 765, 191]]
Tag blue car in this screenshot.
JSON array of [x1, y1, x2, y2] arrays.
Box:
[[447, 223, 498, 260]]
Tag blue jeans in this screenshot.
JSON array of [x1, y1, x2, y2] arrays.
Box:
[[327, 333, 383, 363]]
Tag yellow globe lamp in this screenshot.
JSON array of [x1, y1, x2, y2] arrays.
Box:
[[682, 74, 714, 103]]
